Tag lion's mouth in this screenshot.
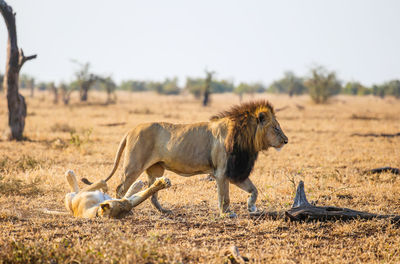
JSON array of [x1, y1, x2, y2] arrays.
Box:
[[274, 143, 285, 151]]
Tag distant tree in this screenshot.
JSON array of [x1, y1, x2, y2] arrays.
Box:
[[146, 81, 162, 93], [372, 80, 400, 99], [37, 82, 47, 91], [185, 78, 204, 98], [342, 82, 371, 95], [162, 77, 180, 95], [0, 72, 3, 92], [211, 79, 234, 93], [384, 80, 400, 98], [1, 0, 37, 140], [95, 75, 117, 104], [305, 66, 342, 104], [203, 70, 215, 106], [71, 61, 97, 101], [234, 82, 266, 99], [60, 83, 72, 105], [185, 77, 233, 99], [48, 82, 58, 104], [268, 71, 307, 96], [120, 80, 147, 92]]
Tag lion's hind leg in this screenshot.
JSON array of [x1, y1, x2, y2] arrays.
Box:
[[65, 170, 80, 193], [146, 163, 171, 214]]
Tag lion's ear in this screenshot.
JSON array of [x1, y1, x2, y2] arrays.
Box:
[[257, 112, 266, 124], [100, 202, 110, 212]]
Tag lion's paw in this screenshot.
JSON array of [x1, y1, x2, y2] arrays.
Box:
[[220, 211, 237, 219], [248, 205, 257, 213]]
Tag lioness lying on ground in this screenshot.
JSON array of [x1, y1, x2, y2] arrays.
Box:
[[82, 100, 288, 217], [64, 170, 171, 218]]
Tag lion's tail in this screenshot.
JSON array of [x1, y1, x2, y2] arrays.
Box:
[[40, 208, 70, 216], [81, 133, 127, 185]]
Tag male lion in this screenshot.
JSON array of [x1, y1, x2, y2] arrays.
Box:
[[83, 100, 288, 217], [64, 170, 171, 218]]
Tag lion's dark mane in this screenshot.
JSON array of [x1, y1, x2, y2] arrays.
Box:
[[211, 100, 274, 183], [225, 144, 259, 183]]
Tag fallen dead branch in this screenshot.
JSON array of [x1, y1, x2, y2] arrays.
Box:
[[350, 114, 380, 120], [275, 105, 289, 112], [250, 181, 400, 223], [351, 132, 400, 138], [98, 122, 127, 127], [365, 167, 400, 175]]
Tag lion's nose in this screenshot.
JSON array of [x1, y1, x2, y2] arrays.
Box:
[[284, 138, 288, 144]]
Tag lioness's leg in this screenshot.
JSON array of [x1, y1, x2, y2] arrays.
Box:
[[123, 180, 145, 198], [146, 163, 170, 213], [232, 178, 258, 213], [65, 170, 80, 193], [116, 168, 143, 198], [80, 180, 108, 193], [126, 177, 171, 207]]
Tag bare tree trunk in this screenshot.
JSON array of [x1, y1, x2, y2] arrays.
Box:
[[251, 181, 400, 223], [50, 83, 58, 104], [1, 0, 36, 141], [60, 84, 72, 105], [80, 75, 95, 102], [203, 70, 215, 107]]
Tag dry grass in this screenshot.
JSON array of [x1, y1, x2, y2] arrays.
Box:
[[0, 91, 400, 263]]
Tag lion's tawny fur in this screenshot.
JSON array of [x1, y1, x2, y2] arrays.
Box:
[[83, 100, 288, 216]]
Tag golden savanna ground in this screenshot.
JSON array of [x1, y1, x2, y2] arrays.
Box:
[[0, 91, 399, 263]]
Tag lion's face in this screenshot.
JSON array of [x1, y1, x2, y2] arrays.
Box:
[[256, 111, 288, 150], [98, 199, 131, 219]]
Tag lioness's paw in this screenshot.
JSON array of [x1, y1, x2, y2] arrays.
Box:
[[65, 170, 75, 177], [154, 177, 171, 188]]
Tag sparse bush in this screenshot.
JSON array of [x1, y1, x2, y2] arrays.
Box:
[[185, 78, 235, 98], [268, 71, 307, 96], [0, 175, 42, 196], [373, 80, 400, 98], [234, 82, 266, 96], [0, 155, 42, 173], [305, 66, 342, 103], [342, 82, 371, 96], [69, 128, 92, 148]]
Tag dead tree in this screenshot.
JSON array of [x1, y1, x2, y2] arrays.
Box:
[[93, 75, 117, 104], [80, 74, 96, 102], [203, 70, 215, 107], [252, 181, 400, 223], [1, 0, 37, 140], [60, 83, 72, 105], [49, 82, 58, 104]]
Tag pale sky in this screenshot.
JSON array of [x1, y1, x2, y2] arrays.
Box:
[[0, 0, 399, 86]]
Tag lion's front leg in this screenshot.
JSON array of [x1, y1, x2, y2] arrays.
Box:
[[215, 175, 236, 218], [232, 178, 258, 213]]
